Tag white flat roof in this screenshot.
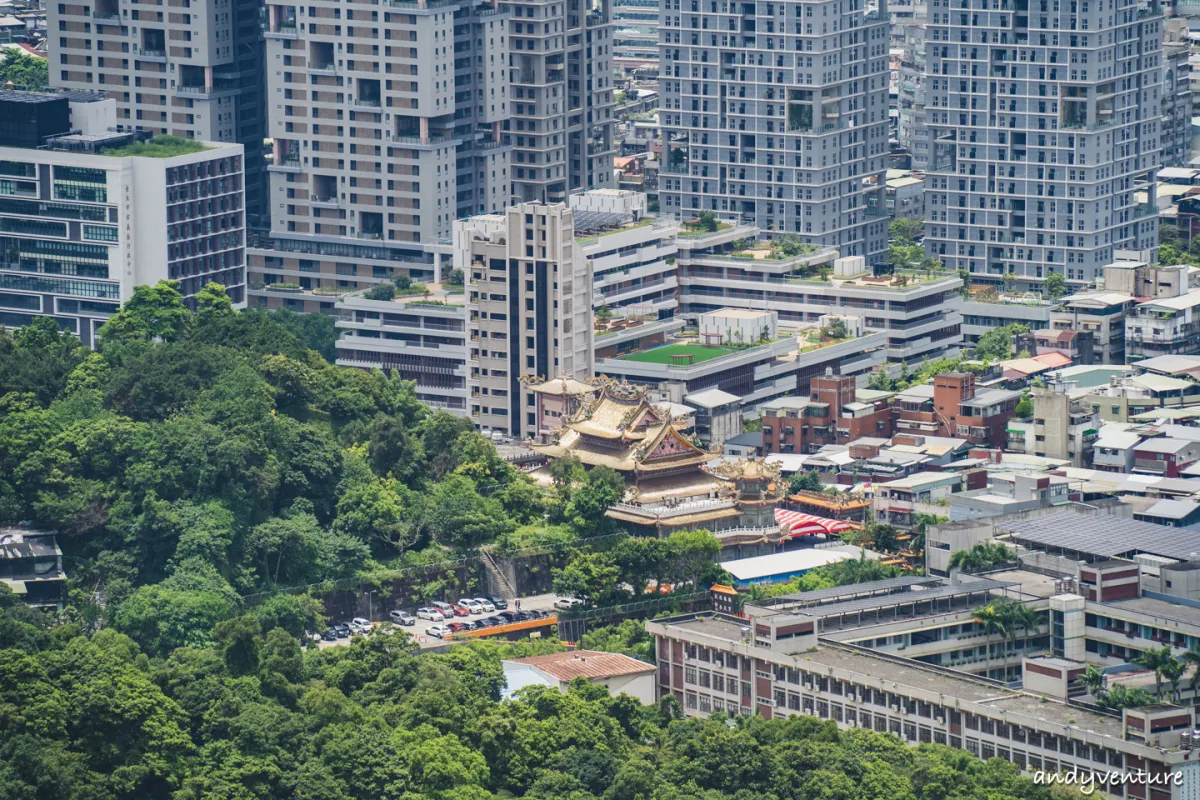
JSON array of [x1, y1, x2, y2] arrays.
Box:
[[721, 546, 868, 581]]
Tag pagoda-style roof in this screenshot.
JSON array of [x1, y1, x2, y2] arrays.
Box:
[[531, 384, 714, 473], [706, 457, 782, 483], [524, 375, 599, 397]]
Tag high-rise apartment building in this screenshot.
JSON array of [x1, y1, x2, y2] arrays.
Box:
[[656, 0, 890, 260], [506, 0, 617, 203], [48, 0, 267, 224], [923, 0, 1164, 290], [460, 201, 594, 436], [0, 93, 245, 346], [247, 0, 513, 314], [898, 22, 930, 170]]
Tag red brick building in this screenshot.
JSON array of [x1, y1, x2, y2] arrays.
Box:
[[761, 374, 893, 455], [928, 373, 1021, 449]]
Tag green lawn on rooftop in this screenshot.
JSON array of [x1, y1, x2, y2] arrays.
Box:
[[103, 135, 210, 158], [618, 342, 733, 364]]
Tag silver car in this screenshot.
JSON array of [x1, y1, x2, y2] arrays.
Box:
[[473, 597, 496, 613]]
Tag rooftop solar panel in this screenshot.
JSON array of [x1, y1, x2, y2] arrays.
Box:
[[999, 513, 1200, 561]]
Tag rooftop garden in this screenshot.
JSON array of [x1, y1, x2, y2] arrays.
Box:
[[616, 342, 734, 364], [728, 234, 823, 262], [576, 217, 654, 244], [103, 135, 210, 158], [679, 211, 733, 238]]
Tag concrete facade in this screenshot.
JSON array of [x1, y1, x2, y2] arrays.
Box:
[[657, 0, 890, 258], [923, 0, 1165, 290]]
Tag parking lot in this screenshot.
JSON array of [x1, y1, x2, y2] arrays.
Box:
[[315, 593, 563, 650]]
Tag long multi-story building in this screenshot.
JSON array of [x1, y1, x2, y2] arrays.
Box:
[[48, 0, 266, 224], [507, 0, 617, 203], [0, 92, 245, 346], [677, 230, 963, 364], [1162, 44, 1192, 170], [656, 0, 891, 259], [923, 0, 1164, 291]]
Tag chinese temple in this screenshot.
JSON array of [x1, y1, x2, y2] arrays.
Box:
[[530, 381, 796, 541]]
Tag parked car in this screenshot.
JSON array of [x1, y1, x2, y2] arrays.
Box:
[[497, 610, 518, 623], [449, 605, 470, 617], [389, 610, 416, 626], [489, 596, 509, 610], [333, 623, 351, 638], [416, 607, 444, 621], [458, 598, 484, 614], [473, 597, 496, 612], [303, 630, 322, 642], [530, 609, 549, 620], [513, 611, 532, 622], [426, 625, 451, 639], [351, 617, 373, 634], [431, 601, 456, 618], [321, 629, 339, 641], [554, 597, 583, 610], [446, 622, 468, 634], [483, 616, 505, 627]]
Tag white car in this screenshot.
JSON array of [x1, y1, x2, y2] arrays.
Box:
[[350, 617, 373, 635], [426, 625, 451, 639], [473, 597, 496, 613], [553, 597, 584, 610], [458, 598, 484, 614], [416, 607, 444, 621]]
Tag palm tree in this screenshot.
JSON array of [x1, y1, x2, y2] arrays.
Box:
[[1079, 665, 1107, 702], [1181, 644, 1200, 700], [1011, 604, 1043, 659], [975, 602, 1013, 680], [1163, 657, 1187, 703], [1134, 645, 1176, 700]]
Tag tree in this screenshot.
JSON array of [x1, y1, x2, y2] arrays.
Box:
[[267, 307, 340, 362], [1133, 645, 1176, 700], [553, 551, 620, 604], [1014, 395, 1033, 418], [610, 535, 673, 597], [1163, 656, 1187, 702], [0, 51, 49, 90], [446, 268, 465, 287], [698, 210, 718, 232], [1079, 664, 1107, 702], [393, 273, 414, 291], [98, 280, 192, 345], [1100, 683, 1157, 711], [888, 217, 923, 244], [668, 528, 721, 588], [973, 601, 1013, 679], [1044, 270, 1068, 300], [212, 615, 262, 676], [789, 470, 823, 494], [366, 282, 397, 301], [567, 466, 625, 534], [975, 323, 1028, 362], [1180, 642, 1200, 697], [425, 474, 511, 550], [194, 282, 235, 322], [821, 318, 849, 340]]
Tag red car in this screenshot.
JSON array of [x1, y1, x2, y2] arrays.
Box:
[[450, 605, 470, 617], [446, 622, 468, 633]]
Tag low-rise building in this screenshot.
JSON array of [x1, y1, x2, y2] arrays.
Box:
[[956, 296, 1052, 346], [1126, 292, 1200, 361], [948, 473, 1076, 521], [1032, 329, 1095, 366], [1049, 291, 1137, 365], [885, 170, 924, 220], [1134, 499, 1200, 528], [0, 527, 66, 611], [1081, 373, 1200, 424], [873, 471, 965, 528], [684, 388, 742, 447], [1092, 429, 1143, 473], [1132, 438, 1200, 478], [501, 651, 656, 703]]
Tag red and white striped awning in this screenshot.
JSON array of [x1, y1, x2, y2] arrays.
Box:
[[775, 509, 856, 540]]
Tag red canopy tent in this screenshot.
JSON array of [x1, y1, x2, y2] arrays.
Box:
[[774, 509, 857, 541]]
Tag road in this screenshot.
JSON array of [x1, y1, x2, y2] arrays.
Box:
[[315, 593, 562, 651]]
